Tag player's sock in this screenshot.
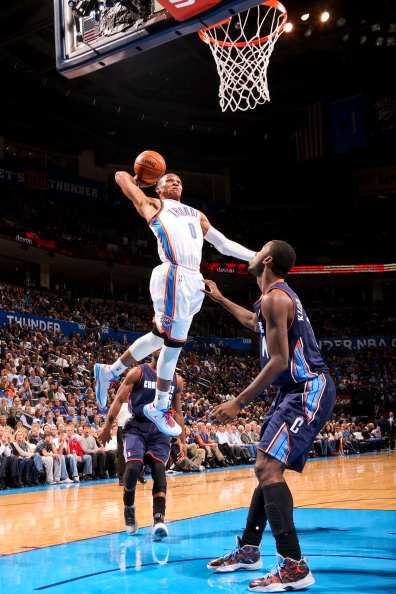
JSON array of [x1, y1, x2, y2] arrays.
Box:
[[153, 495, 166, 517], [124, 489, 135, 507], [110, 359, 127, 376], [241, 485, 267, 547], [263, 481, 302, 561], [153, 345, 182, 411], [154, 389, 170, 410]]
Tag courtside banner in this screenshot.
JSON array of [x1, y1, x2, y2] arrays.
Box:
[[0, 311, 86, 337], [184, 336, 253, 350], [318, 337, 396, 351]]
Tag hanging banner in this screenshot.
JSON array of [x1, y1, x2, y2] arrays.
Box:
[[356, 165, 396, 197], [330, 95, 366, 154]]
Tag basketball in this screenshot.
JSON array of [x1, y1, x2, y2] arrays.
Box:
[[134, 150, 166, 184]]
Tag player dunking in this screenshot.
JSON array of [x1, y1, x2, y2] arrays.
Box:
[[94, 170, 255, 436], [99, 350, 185, 539], [202, 240, 336, 592]]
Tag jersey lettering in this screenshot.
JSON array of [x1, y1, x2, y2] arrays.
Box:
[[188, 222, 197, 238], [290, 417, 304, 434], [143, 379, 174, 394], [261, 333, 268, 359]]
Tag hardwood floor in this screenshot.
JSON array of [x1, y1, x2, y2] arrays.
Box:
[[1, 453, 395, 556]]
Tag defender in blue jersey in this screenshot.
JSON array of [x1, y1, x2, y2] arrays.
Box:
[[202, 240, 336, 593], [99, 350, 186, 540]]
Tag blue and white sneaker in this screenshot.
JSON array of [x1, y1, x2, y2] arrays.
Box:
[[94, 363, 118, 408], [143, 403, 181, 437]]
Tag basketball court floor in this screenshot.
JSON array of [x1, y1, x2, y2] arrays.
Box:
[[1, 452, 395, 593]]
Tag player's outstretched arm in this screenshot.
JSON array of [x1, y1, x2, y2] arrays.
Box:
[[199, 212, 255, 262], [115, 171, 159, 221], [211, 291, 290, 423], [201, 279, 258, 332]]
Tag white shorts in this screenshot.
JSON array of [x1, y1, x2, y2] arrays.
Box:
[[150, 262, 205, 343]]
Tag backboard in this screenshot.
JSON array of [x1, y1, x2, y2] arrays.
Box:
[[54, 0, 263, 78]]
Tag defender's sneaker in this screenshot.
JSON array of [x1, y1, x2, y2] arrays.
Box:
[[94, 364, 118, 408], [207, 536, 262, 572], [124, 504, 138, 536], [248, 554, 314, 592], [151, 513, 169, 541], [143, 403, 182, 437]]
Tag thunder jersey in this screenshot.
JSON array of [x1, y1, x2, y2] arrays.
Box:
[[149, 199, 203, 271], [253, 280, 328, 388], [128, 363, 178, 418]]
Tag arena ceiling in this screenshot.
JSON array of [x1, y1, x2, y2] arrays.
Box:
[[0, 0, 395, 171]]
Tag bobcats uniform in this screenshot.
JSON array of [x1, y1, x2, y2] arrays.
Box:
[[149, 198, 205, 344], [253, 280, 336, 472], [123, 363, 178, 465]]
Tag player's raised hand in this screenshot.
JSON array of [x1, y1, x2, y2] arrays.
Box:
[[201, 279, 223, 302], [133, 175, 156, 188], [211, 399, 241, 423]]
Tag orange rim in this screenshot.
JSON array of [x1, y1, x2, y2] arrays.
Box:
[[198, 0, 288, 48]]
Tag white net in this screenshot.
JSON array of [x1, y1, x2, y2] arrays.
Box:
[[199, 1, 287, 112]]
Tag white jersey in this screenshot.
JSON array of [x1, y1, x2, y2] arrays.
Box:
[[148, 199, 203, 271]]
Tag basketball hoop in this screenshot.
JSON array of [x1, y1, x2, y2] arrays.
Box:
[[198, 0, 287, 112]]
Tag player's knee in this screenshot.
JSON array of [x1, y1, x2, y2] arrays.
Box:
[[123, 460, 143, 490], [150, 459, 167, 495], [157, 345, 182, 380], [254, 453, 283, 486]]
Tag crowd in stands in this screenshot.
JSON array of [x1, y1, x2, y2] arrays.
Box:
[[0, 185, 393, 266], [1, 283, 395, 339], [0, 303, 395, 488]]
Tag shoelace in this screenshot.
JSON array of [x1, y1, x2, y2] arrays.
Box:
[[162, 409, 176, 427], [265, 559, 287, 580], [222, 545, 243, 561]]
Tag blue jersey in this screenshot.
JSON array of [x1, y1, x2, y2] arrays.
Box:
[[128, 363, 178, 418], [253, 280, 328, 388]]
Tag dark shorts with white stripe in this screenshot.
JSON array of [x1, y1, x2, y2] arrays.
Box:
[[258, 373, 336, 472], [123, 416, 171, 465]]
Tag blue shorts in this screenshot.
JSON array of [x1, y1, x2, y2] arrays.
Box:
[[258, 373, 336, 472], [123, 417, 171, 466]]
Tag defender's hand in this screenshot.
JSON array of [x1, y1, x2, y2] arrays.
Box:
[[201, 279, 223, 302], [98, 426, 112, 446], [211, 399, 241, 423]]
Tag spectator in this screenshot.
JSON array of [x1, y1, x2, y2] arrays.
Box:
[[0, 425, 22, 488], [79, 425, 106, 479], [194, 423, 227, 468], [11, 428, 39, 486], [34, 431, 62, 485], [65, 424, 93, 480]]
